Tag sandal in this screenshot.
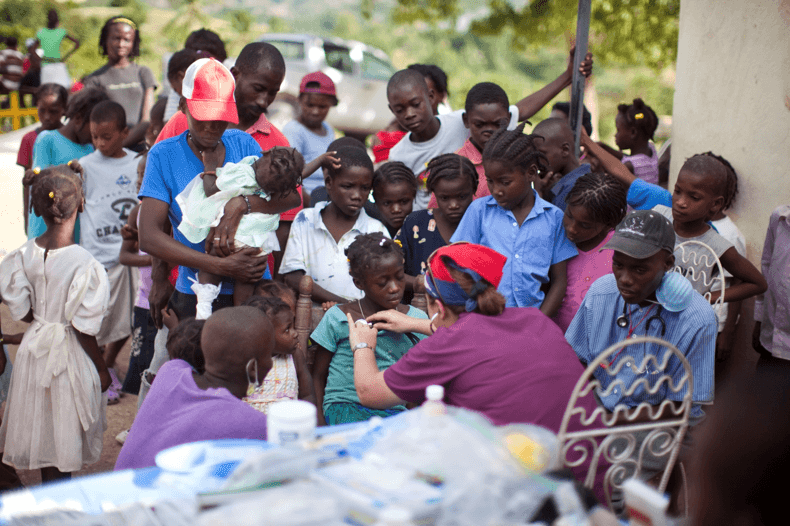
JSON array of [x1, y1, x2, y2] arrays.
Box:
[[108, 367, 124, 395]]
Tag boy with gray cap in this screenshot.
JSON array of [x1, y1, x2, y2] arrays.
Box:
[[565, 209, 718, 422]]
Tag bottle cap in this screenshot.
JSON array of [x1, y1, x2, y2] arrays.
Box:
[[425, 384, 444, 401]]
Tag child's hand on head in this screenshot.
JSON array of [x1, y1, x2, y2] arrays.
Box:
[[318, 151, 341, 171], [162, 307, 179, 330]]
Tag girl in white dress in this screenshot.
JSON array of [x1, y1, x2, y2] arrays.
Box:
[[0, 164, 111, 482], [176, 146, 304, 318]]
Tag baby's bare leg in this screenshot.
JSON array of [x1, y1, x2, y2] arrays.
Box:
[[233, 281, 255, 306]]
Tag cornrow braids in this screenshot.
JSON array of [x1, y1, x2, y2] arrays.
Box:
[[566, 172, 628, 229], [372, 161, 417, 199], [425, 153, 478, 194], [482, 122, 548, 175], [256, 146, 304, 199], [345, 232, 403, 282], [30, 164, 83, 224], [99, 16, 141, 58], [243, 295, 292, 320], [700, 151, 739, 210], [166, 318, 205, 373], [617, 98, 659, 141]]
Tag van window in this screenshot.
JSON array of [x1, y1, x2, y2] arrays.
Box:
[[266, 40, 305, 61], [324, 44, 354, 74], [361, 52, 395, 81]]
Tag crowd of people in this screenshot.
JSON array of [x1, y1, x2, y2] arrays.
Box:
[[0, 12, 787, 520]]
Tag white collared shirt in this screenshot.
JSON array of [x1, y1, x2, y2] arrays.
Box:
[[279, 201, 389, 300]]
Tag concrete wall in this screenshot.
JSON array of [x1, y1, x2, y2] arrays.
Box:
[[673, 0, 790, 264]]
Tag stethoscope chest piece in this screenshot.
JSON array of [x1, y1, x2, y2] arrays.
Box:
[[616, 315, 629, 328]]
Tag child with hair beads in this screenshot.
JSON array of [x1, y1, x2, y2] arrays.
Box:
[[552, 172, 627, 332], [119, 152, 156, 396], [242, 296, 311, 413], [312, 233, 428, 425], [0, 164, 111, 482], [283, 72, 338, 197], [26, 87, 109, 240], [372, 161, 417, 238], [18, 83, 68, 234], [606, 98, 660, 185], [398, 153, 477, 282], [281, 146, 389, 304], [451, 124, 577, 315], [177, 146, 304, 318], [427, 82, 510, 209]]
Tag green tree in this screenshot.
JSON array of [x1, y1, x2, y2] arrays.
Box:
[[391, 0, 679, 71]]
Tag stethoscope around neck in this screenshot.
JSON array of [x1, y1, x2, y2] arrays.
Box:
[[616, 302, 667, 337]]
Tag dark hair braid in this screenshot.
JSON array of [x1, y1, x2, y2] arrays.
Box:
[[167, 318, 205, 373], [700, 151, 739, 210], [617, 98, 659, 141], [566, 172, 628, 229], [345, 233, 403, 282], [425, 153, 478, 194], [99, 16, 141, 58], [256, 146, 304, 199], [65, 87, 109, 121], [243, 295, 292, 320], [30, 164, 83, 224], [372, 161, 417, 198], [482, 122, 548, 174]]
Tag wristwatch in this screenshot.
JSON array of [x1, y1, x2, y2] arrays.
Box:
[[353, 342, 371, 352]]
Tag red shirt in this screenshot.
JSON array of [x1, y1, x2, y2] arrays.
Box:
[[17, 128, 40, 169], [155, 111, 303, 221]]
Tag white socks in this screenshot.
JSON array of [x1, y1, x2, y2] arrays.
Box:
[[190, 277, 221, 320]]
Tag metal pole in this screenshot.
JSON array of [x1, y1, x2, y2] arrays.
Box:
[[571, 0, 592, 157]]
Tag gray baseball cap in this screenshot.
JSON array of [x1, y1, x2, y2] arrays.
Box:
[[602, 210, 675, 259]]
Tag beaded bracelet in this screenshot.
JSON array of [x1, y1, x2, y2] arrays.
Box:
[[243, 195, 252, 215]]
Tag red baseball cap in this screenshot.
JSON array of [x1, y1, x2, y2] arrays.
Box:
[[299, 71, 336, 97], [428, 242, 507, 289], [182, 58, 238, 124]]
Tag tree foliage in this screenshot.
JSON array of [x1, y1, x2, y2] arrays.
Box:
[[391, 0, 679, 71]]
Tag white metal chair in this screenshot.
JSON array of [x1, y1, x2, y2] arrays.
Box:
[[673, 240, 726, 307], [557, 336, 693, 510]]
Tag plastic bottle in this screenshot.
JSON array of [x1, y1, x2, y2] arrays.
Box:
[[374, 506, 414, 526], [422, 384, 447, 418]]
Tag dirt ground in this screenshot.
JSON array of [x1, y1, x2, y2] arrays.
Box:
[[1, 302, 137, 487]]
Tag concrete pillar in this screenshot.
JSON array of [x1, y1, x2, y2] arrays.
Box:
[[673, 0, 790, 264]]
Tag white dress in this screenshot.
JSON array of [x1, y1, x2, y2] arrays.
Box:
[[0, 240, 109, 471]]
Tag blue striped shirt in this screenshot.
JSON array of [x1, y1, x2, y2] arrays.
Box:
[[564, 274, 717, 420]]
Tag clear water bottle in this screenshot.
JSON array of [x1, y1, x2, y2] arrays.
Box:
[[422, 384, 446, 418]]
